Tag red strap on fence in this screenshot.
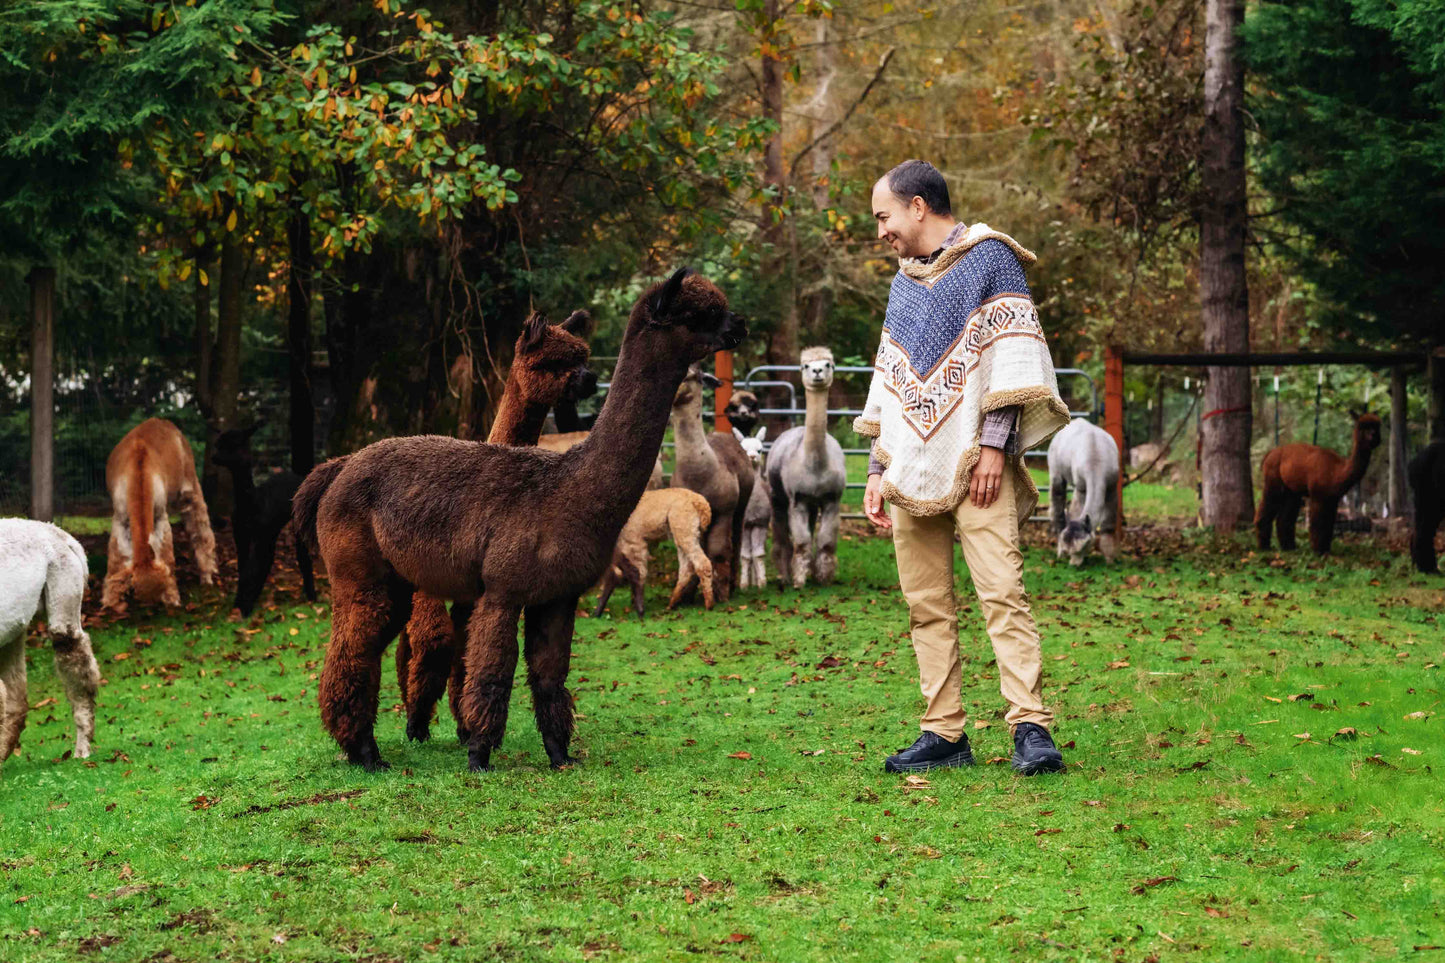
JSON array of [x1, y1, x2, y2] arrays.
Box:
[[1201, 405, 1251, 421]]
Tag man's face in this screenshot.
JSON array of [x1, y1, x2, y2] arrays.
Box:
[[872, 179, 927, 258]]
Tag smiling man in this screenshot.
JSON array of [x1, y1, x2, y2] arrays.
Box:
[[855, 160, 1072, 776]]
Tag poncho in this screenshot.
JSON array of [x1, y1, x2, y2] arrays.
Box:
[[854, 223, 1070, 523]]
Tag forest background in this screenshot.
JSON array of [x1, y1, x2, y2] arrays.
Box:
[[2, 0, 1442, 516]]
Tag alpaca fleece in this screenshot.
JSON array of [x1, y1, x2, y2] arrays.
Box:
[[294, 271, 744, 772]]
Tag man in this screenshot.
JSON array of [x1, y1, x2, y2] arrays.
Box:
[[856, 160, 1072, 776]]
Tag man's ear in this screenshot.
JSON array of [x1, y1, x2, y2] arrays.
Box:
[[650, 267, 692, 318], [559, 309, 592, 338], [519, 311, 549, 353], [910, 195, 929, 221]]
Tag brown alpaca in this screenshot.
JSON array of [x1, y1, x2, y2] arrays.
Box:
[[393, 310, 596, 742], [536, 431, 665, 490], [293, 268, 745, 771], [1256, 411, 1382, 555], [669, 367, 754, 604], [102, 418, 218, 611], [592, 488, 714, 619]]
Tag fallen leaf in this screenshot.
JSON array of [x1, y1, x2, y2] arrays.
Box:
[[1106, 660, 1130, 670], [902, 774, 932, 790], [1204, 906, 1228, 918], [1132, 876, 1178, 894], [112, 652, 130, 661], [1333, 727, 1358, 741], [1402, 747, 1422, 756], [1263, 696, 1282, 703], [29, 697, 56, 710], [684, 889, 695, 904], [1083, 800, 1103, 807], [973, 719, 992, 729], [1287, 693, 1314, 703], [720, 933, 753, 943], [1404, 711, 1433, 721], [1293, 732, 1311, 741], [727, 752, 751, 761], [1035, 828, 1062, 836]]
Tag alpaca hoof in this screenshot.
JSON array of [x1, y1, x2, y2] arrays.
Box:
[[468, 748, 492, 772], [550, 756, 582, 770], [405, 716, 430, 743], [348, 739, 390, 771]]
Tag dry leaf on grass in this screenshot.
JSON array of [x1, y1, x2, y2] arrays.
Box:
[[727, 751, 751, 760]]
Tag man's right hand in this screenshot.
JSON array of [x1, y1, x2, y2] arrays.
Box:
[[864, 474, 892, 530]]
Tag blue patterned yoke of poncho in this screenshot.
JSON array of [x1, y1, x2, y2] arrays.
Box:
[[854, 223, 1071, 522]]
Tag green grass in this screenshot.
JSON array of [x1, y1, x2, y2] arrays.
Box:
[[2, 518, 1442, 961]]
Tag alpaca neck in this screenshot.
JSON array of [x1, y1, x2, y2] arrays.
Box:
[[222, 463, 256, 517], [802, 386, 830, 467], [487, 376, 549, 445], [567, 332, 689, 540], [671, 398, 711, 465], [1336, 432, 1376, 491]]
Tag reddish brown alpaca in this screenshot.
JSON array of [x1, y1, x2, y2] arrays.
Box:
[[294, 269, 745, 771], [1256, 411, 1382, 555], [393, 311, 596, 742]]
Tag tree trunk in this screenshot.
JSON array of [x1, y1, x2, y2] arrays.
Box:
[[759, 0, 797, 365], [209, 206, 245, 516], [194, 249, 220, 511], [287, 203, 315, 475], [1388, 365, 1410, 521], [1198, 0, 1253, 531], [27, 267, 55, 522]]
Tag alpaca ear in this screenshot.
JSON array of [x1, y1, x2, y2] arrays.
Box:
[[1082, 514, 1092, 532], [733, 427, 745, 443], [700, 371, 723, 389], [519, 311, 549, 354], [755, 426, 767, 441], [560, 309, 592, 338], [650, 267, 693, 319]]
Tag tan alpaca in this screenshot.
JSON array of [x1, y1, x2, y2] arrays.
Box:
[[593, 489, 714, 618], [103, 419, 218, 611]]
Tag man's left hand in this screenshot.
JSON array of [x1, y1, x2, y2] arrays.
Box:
[[971, 446, 1006, 508]]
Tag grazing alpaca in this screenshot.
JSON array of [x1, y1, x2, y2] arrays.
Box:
[[214, 427, 317, 616], [724, 389, 762, 435], [1256, 411, 1382, 555], [102, 418, 218, 611], [1408, 441, 1444, 574], [669, 367, 755, 602], [390, 310, 597, 740], [1047, 418, 1121, 565], [294, 269, 744, 771], [767, 347, 846, 588], [734, 426, 771, 589], [592, 489, 714, 618], [0, 520, 101, 768]]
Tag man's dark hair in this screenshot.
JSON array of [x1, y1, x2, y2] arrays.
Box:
[[884, 160, 951, 216]]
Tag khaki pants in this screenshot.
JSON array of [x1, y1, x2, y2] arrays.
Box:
[[890, 470, 1052, 738]]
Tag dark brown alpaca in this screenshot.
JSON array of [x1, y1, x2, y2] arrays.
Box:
[[1256, 411, 1382, 555], [293, 269, 745, 771], [393, 310, 596, 742]]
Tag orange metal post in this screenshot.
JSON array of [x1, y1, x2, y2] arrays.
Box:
[[714, 349, 734, 433], [1104, 344, 1125, 537]]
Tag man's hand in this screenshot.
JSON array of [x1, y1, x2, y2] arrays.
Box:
[[971, 446, 1006, 508], [864, 474, 892, 530]]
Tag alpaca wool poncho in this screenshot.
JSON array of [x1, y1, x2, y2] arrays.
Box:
[[854, 223, 1071, 524]]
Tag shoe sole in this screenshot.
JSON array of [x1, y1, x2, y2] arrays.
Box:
[[884, 750, 975, 773], [1012, 754, 1065, 775]]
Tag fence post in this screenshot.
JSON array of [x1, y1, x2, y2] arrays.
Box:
[[1388, 366, 1410, 521], [714, 349, 733, 433], [28, 266, 56, 522], [1104, 344, 1124, 537]]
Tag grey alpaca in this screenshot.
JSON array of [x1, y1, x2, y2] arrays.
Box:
[[0, 519, 102, 770], [1047, 418, 1120, 565], [767, 347, 847, 587]]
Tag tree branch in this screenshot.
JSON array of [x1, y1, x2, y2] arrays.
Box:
[[788, 46, 895, 184]]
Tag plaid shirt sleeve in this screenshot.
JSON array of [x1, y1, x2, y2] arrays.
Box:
[[868, 440, 884, 477], [980, 405, 1020, 455]]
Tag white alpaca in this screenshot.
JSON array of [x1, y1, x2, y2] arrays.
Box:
[[0, 519, 101, 768], [733, 425, 770, 589], [1046, 418, 1120, 565], [766, 347, 847, 587]]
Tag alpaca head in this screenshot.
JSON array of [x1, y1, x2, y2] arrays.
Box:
[[214, 425, 260, 471], [1347, 410, 1383, 454], [724, 390, 761, 435], [733, 425, 766, 468], [673, 365, 722, 415], [131, 558, 174, 603], [799, 346, 835, 391], [513, 310, 598, 407], [1056, 513, 1094, 567], [632, 268, 747, 365]]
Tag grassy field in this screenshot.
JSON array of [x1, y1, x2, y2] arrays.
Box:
[[2, 488, 1441, 962]]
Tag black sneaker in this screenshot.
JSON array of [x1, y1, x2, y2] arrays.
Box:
[[883, 731, 975, 773], [1012, 722, 1065, 775]]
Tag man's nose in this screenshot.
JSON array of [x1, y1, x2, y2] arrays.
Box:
[[877, 221, 888, 240]]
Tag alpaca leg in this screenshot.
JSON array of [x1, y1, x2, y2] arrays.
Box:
[[235, 532, 278, 616], [1309, 497, 1339, 555], [670, 524, 711, 610], [813, 503, 841, 584], [788, 503, 813, 589], [157, 518, 182, 607], [1412, 497, 1442, 574], [0, 639, 27, 762], [177, 486, 219, 586], [403, 594, 458, 743], [592, 563, 621, 619], [102, 522, 131, 612], [1255, 486, 1280, 550], [1277, 494, 1302, 551], [446, 601, 474, 743], [296, 537, 317, 601], [461, 597, 523, 772], [523, 597, 579, 769], [703, 516, 733, 605], [394, 629, 412, 705], [1098, 481, 1120, 562], [771, 504, 793, 587], [750, 526, 767, 587], [53, 631, 99, 759], [318, 577, 413, 770], [1049, 474, 1069, 534]]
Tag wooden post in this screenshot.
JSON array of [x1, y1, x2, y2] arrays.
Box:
[[1389, 366, 1410, 521], [714, 349, 734, 434], [1104, 344, 1125, 537], [28, 267, 56, 522]]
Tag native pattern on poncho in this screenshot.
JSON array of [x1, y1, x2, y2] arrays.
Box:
[[855, 224, 1071, 521]]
